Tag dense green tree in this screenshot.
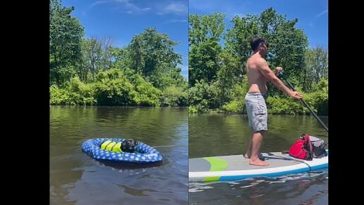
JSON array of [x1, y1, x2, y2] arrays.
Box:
[[225, 8, 308, 83], [127, 28, 182, 89], [189, 13, 225, 86], [50, 0, 84, 86], [79, 38, 114, 82], [303, 47, 328, 91]]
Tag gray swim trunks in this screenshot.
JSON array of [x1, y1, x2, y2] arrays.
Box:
[[245, 92, 268, 132]]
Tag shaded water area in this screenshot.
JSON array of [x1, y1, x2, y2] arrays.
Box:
[[50, 106, 188, 205], [189, 114, 328, 205]]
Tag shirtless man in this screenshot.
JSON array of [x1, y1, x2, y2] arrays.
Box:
[[245, 37, 302, 166]]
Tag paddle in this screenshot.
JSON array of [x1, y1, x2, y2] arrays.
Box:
[[277, 72, 329, 132]]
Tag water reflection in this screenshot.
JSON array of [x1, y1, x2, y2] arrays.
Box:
[[50, 106, 188, 205], [189, 171, 328, 205]]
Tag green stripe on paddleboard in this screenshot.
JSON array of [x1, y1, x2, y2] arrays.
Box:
[[203, 157, 228, 182]]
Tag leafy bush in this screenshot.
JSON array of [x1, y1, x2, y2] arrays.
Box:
[[266, 96, 304, 114], [93, 69, 136, 105], [221, 78, 249, 113], [266, 79, 328, 115], [68, 77, 95, 105], [131, 74, 161, 106], [50, 85, 71, 105], [50, 77, 95, 105], [222, 100, 244, 113], [188, 80, 219, 113], [160, 85, 188, 107]]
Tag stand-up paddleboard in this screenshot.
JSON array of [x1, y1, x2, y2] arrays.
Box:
[[189, 151, 328, 182]]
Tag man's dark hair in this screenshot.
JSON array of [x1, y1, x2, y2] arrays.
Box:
[[250, 37, 268, 51]]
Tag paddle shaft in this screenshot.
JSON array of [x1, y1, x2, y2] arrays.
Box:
[[279, 74, 329, 132]]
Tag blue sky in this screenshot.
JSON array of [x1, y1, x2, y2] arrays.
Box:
[[62, 0, 327, 79], [190, 0, 328, 49], [62, 0, 188, 78]]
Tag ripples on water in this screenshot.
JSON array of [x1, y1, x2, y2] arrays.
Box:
[[189, 171, 328, 205], [50, 107, 188, 205], [51, 107, 328, 205]]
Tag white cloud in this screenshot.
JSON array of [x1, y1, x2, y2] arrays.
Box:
[[310, 9, 328, 27], [90, 0, 110, 8], [164, 19, 188, 24], [89, 0, 151, 15], [158, 2, 188, 15], [117, 0, 151, 14], [165, 2, 187, 13], [316, 9, 328, 18], [89, 0, 187, 16]]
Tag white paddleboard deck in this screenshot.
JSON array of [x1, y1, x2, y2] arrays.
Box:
[[189, 152, 328, 182]]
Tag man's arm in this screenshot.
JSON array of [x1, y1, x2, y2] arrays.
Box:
[[257, 59, 301, 99]]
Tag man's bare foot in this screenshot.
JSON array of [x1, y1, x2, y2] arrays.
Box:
[[244, 153, 265, 161], [249, 159, 269, 166]]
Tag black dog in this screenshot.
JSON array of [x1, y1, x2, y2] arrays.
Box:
[[122, 139, 138, 153]]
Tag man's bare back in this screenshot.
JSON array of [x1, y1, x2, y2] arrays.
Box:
[[246, 53, 268, 94]]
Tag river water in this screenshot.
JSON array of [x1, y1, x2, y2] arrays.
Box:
[[50, 107, 328, 205], [50, 106, 188, 205]]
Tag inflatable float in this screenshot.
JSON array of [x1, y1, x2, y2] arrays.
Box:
[[82, 138, 163, 163]]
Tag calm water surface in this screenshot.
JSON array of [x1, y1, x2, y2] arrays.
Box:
[[50, 106, 188, 205], [50, 107, 328, 205]]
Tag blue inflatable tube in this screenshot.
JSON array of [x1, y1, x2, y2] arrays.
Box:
[[82, 138, 163, 163]]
